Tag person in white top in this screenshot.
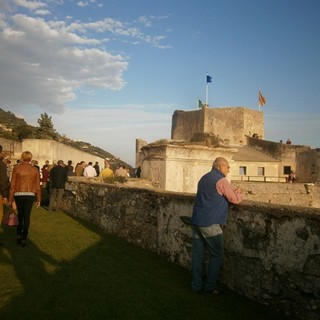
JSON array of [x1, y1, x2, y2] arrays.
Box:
[[83, 162, 97, 177]]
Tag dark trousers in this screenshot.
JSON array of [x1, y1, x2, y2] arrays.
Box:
[[14, 195, 35, 240]]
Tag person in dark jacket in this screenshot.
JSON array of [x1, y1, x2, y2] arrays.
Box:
[[66, 160, 74, 176], [191, 157, 243, 294], [93, 161, 100, 176], [0, 153, 9, 246], [48, 160, 68, 212]]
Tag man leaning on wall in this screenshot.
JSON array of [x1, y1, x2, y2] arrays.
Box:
[[191, 157, 243, 294]]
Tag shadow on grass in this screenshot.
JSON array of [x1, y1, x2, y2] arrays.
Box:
[[0, 207, 287, 320]]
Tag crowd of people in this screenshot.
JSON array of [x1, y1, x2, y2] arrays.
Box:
[[4, 158, 132, 182], [0, 149, 136, 247]]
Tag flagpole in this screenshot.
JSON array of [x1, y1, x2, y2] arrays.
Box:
[[258, 88, 266, 111], [205, 73, 212, 107], [206, 83, 208, 107]]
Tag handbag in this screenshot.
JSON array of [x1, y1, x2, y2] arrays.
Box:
[[8, 212, 19, 227], [1, 207, 10, 226]]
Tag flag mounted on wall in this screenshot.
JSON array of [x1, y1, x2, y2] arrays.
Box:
[[206, 74, 212, 83], [258, 90, 266, 107]]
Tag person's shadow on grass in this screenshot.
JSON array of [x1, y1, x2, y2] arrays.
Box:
[[0, 223, 61, 318]]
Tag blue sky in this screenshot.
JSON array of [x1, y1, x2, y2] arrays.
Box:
[[0, 0, 319, 166]]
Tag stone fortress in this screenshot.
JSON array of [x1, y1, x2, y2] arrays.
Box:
[[171, 106, 264, 145], [1, 105, 319, 207], [136, 106, 320, 206], [136, 107, 320, 189]]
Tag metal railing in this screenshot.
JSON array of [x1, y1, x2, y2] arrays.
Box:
[[232, 175, 287, 183]]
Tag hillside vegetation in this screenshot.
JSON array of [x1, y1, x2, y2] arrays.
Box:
[[0, 108, 131, 168]]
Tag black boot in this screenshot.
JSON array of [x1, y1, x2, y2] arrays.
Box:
[[17, 235, 22, 244]]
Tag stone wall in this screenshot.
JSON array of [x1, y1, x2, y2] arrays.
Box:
[[0, 137, 105, 166], [203, 107, 264, 145], [22, 139, 105, 166], [139, 143, 238, 192], [62, 179, 320, 320], [171, 109, 205, 141], [0, 137, 22, 157], [233, 181, 320, 208], [171, 107, 264, 145], [296, 148, 320, 183], [247, 136, 320, 183]]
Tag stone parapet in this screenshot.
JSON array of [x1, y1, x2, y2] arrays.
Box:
[[62, 180, 320, 320], [233, 181, 320, 208]]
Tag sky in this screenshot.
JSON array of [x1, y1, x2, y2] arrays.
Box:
[[0, 0, 319, 166]]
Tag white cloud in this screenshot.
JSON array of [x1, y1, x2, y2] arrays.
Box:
[[34, 9, 50, 16], [138, 16, 153, 28], [0, 1, 173, 163], [137, 15, 171, 28], [0, 14, 128, 113], [67, 18, 169, 48], [77, 1, 89, 7], [0, 5, 170, 113], [13, 0, 47, 11], [76, 0, 103, 9]]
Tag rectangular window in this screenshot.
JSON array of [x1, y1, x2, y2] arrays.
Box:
[[258, 167, 265, 176], [283, 166, 291, 175], [239, 166, 247, 176]]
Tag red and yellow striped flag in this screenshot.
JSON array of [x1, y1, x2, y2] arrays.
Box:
[[258, 90, 266, 107]]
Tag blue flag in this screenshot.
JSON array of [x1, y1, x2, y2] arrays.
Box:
[[206, 75, 212, 83]]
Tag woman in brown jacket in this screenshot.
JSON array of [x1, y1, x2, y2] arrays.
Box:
[[9, 151, 41, 247]]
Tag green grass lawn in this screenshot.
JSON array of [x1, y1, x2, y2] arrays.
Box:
[[0, 206, 286, 320]]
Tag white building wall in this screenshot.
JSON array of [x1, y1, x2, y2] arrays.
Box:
[[231, 161, 284, 182], [141, 144, 238, 193], [21, 139, 105, 167]]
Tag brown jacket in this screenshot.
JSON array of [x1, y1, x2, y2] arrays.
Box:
[[9, 162, 41, 203]]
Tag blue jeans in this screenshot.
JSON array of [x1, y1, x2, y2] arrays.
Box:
[[191, 225, 224, 292]]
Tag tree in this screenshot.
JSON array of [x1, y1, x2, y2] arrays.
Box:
[[36, 113, 58, 140], [17, 125, 35, 140]]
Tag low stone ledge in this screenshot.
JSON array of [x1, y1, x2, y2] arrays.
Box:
[[62, 181, 320, 320]]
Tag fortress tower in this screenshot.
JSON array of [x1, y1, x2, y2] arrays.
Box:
[[171, 106, 264, 145]]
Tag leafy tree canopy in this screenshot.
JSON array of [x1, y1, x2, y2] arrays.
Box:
[[36, 113, 59, 140]]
